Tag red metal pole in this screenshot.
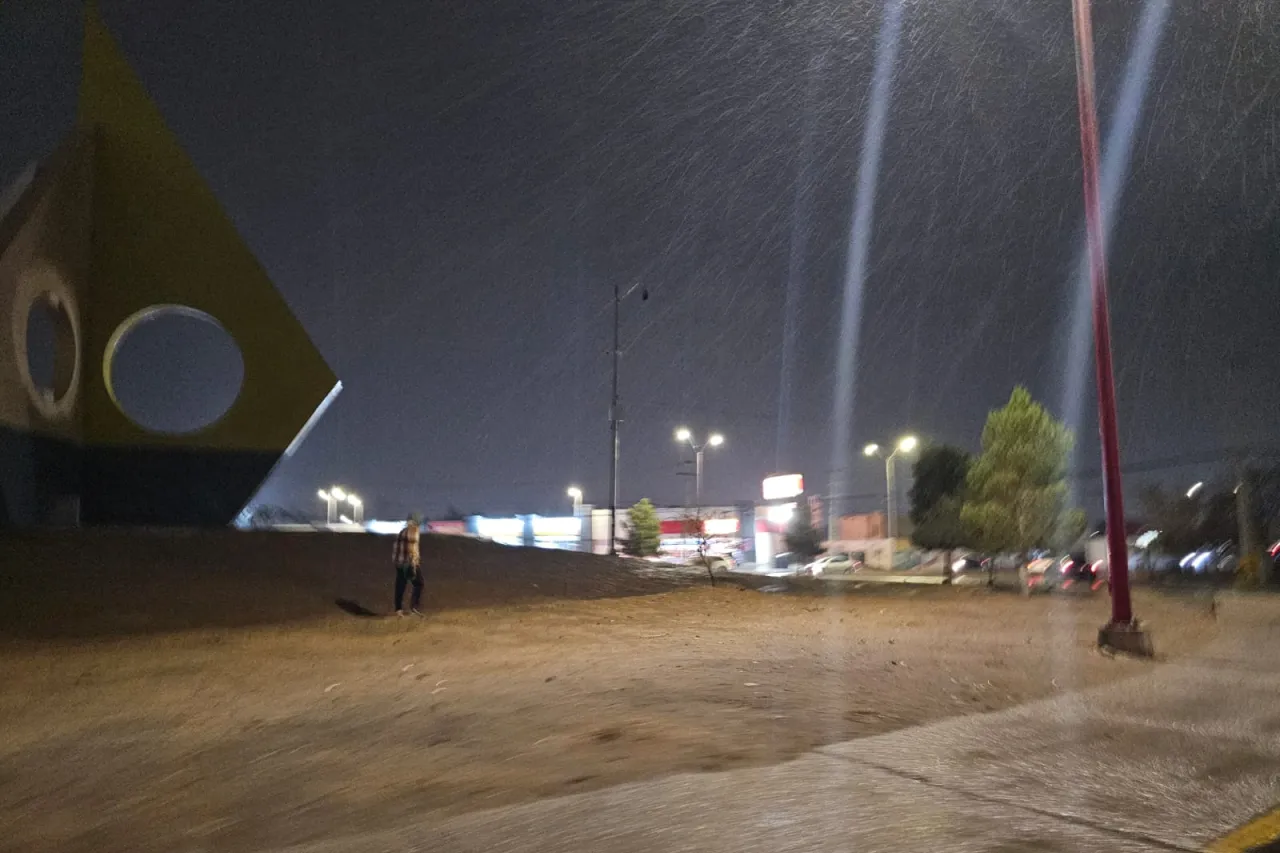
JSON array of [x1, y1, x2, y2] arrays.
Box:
[[1071, 0, 1132, 624]]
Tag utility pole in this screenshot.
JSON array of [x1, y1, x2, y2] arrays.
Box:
[[1236, 462, 1265, 584], [608, 279, 620, 556], [885, 454, 896, 542], [606, 281, 648, 556]]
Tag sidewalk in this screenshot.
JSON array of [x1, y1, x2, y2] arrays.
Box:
[[276, 595, 1280, 852]]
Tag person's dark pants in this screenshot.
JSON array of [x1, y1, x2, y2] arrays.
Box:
[[395, 564, 424, 611]]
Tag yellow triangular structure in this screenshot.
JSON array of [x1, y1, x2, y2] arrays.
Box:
[[79, 3, 338, 453], [0, 6, 339, 525]]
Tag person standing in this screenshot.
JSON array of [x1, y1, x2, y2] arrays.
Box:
[[392, 515, 424, 616]]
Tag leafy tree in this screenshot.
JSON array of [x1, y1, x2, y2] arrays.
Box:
[[961, 387, 1083, 589], [1199, 489, 1238, 545], [908, 444, 972, 580], [912, 496, 969, 581], [1054, 508, 1089, 553], [909, 445, 971, 525], [1254, 465, 1280, 541], [440, 504, 469, 522], [623, 498, 661, 557], [784, 499, 824, 560], [1138, 485, 1201, 555]]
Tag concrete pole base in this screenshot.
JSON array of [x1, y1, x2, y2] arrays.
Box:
[[1098, 621, 1154, 657]]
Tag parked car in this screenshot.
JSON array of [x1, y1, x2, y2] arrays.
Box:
[[1025, 556, 1057, 576], [690, 553, 734, 573], [950, 555, 989, 576], [805, 553, 855, 576], [1179, 543, 1236, 573], [1040, 553, 1107, 590], [773, 551, 804, 570]]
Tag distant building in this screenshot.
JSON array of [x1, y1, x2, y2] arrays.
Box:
[[838, 511, 886, 540]]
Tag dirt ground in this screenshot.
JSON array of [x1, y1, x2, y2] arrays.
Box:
[[0, 533, 1217, 852]]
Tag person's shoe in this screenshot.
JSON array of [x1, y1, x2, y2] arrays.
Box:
[[410, 608, 423, 616], [395, 609, 406, 617]]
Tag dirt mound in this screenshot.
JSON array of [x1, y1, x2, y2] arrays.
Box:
[[0, 530, 691, 640]]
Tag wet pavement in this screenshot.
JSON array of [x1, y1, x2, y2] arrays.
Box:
[[278, 595, 1280, 853]]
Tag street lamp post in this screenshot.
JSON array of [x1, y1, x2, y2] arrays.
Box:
[[317, 489, 336, 524], [567, 486, 583, 515], [675, 428, 725, 508], [318, 486, 361, 525], [863, 435, 917, 542]]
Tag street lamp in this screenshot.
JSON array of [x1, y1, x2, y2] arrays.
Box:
[[567, 486, 583, 514], [317, 489, 336, 524], [863, 434, 918, 542], [318, 486, 357, 524], [1186, 481, 1204, 499], [675, 427, 725, 507]]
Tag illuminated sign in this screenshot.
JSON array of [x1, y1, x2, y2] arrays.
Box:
[[475, 517, 525, 539], [429, 520, 467, 536], [762, 474, 804, 501], [532, 516, 581, 538], [766, 502, 796, 524], [366, 520, 405, 536], [704, 517, 740, 536]]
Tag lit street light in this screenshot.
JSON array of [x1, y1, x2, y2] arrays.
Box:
[[863, 434, 918, 542], [675, 428, 725, 507], [319, 486, 359, 525], [317, 489, 336, 524], [567, 486, 583, 514]]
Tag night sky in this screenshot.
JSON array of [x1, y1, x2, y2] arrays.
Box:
[[3, 0, 1278, 521]]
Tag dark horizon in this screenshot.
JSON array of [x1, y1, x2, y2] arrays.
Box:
[[3, 0, 1278, 521]]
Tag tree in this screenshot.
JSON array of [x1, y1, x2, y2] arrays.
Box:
[[909, 445, 971, 525], [682, 509, 726, 586], [622, 498, 661, 558], [1254, 465, 1280, 541], [961, 387, 1083, 591], [908, 444, 972, 581], [1138, 485, 1201, 555], [912, 497, 969, 582], [1054, 508, 1088, 553], [784, 499, 824, 560], [440, 504, 469, 522]]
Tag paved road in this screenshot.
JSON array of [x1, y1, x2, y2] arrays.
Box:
[[278, 595, 1280, 853]]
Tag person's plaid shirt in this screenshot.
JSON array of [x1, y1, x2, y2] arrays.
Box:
[[392, 524, 420, 568]]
